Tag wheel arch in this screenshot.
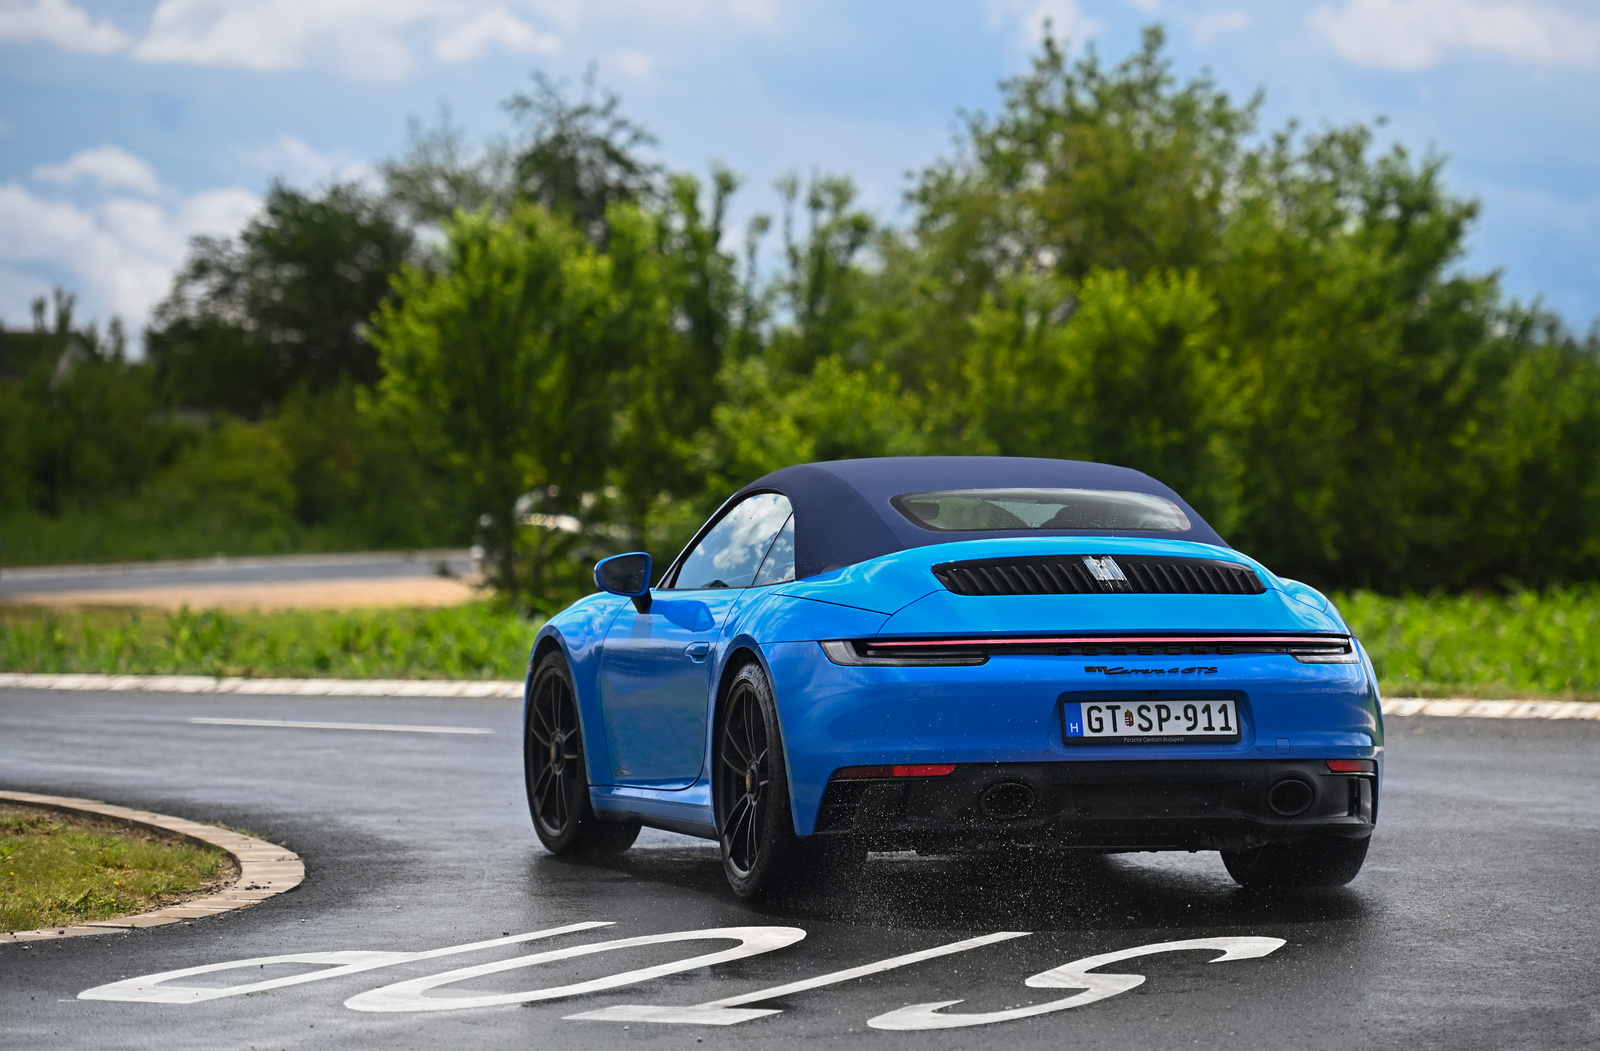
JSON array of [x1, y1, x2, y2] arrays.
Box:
[[710, 638, 804, 835]]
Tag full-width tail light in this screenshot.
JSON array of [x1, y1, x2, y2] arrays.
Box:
[[834, 764, 957, 779], [821, 634, 1358, 666]]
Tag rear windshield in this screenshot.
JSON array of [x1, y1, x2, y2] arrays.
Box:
[[891, 488, 1192, 533]]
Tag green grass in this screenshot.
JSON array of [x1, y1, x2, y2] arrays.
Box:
[[0, 602, 538, 680], [1, 804, 233, 933], [1336, 587, 1600, 700], [3, 590, 1599, 699]]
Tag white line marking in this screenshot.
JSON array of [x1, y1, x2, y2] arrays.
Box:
[[187, 717, 493, 735], [869, 936, 1286, 1030], [80, 923, 612, 1004], [568, 930, 1031, 1025], [345, 927, 807, 1013], [0, 673, 522, 698]]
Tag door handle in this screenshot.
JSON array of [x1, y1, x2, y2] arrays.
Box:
[[684, 641, 711, 662]]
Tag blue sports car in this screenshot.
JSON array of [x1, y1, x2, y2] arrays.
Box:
[[523, 457, 1381, 898]]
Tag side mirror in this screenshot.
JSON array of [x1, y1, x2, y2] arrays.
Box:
[[595, 552, 652, 613]]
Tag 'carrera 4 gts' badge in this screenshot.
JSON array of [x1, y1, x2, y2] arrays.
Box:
[[1084, 665, 1219, 676]]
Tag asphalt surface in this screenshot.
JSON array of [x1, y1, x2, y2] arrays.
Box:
[[0, 550, 474, 599], [1, 687, 1596, 1050]]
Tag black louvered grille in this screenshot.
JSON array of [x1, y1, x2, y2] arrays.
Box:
[[933, 555, 1266, 597]]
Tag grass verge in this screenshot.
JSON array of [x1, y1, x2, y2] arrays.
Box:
[[3, 590, 1600, 699], [1336, 587, 1600, 700], [0, 602, 537, 680], [1, 803, 235, 933]]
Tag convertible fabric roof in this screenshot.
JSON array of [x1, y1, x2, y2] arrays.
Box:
[[732, 457, 1227, 580]]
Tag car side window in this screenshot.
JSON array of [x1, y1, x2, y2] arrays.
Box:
[[752, 514, 795, 586], [669, 493, 793, 590]]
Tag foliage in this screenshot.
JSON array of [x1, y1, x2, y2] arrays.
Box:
[[0, 602, 534, 680], [1, 805, 229, 933], [146, 181, 415, 416], [1338, 588, 1600, 700], [7, 30, 1600, 607], [0, 293, 180, 519]]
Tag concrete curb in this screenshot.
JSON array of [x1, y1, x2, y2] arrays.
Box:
[[0, 672, 522, 698], [0, 673, 1596, 718], [0, 791, 304, 944], [1382, 697, 1600, 720]]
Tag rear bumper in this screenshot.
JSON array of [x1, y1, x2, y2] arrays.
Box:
[[812, 759, 1377, 853]]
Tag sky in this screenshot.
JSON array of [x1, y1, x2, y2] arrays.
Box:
[[1, 0, 1597, 344]]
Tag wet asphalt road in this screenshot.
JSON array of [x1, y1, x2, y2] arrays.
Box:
[[1, 687, 1596, 1050]]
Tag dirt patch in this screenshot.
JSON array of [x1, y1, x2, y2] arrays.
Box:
[[1, 576, 482, 611]]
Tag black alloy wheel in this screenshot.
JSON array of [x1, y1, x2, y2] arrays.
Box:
[[717, 670, 772, 881], [524, 652, 640, 855], [713, 661, 863, 899]]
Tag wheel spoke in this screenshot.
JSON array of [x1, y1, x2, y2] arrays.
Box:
[[724, 723, 750, 765]]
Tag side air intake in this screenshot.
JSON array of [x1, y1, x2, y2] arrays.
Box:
[[933, 555, 1266, 597]]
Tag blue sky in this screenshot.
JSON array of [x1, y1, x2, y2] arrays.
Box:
[[2, 0, 1597, 341]]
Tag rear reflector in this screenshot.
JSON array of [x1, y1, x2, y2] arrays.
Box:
[[834, 764, 957, 779], [1326, 759, 1376, 773]]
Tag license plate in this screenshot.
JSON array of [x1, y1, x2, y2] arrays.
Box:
[[1064, 699, 1240, 744]]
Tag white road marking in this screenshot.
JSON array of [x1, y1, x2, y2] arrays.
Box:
[[567, 930, 1030, 1025], [344, 927, 808, 1013], [79, 923, 613, 1004], [186, 717, 493, 735], [868, 936, 1286, 1030], [0, 672, 522, 697]]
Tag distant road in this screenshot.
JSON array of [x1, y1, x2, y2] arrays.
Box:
[[0, 550, 479, 610]]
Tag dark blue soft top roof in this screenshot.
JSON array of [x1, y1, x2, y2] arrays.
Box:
[[729, 456, 1227, 580]]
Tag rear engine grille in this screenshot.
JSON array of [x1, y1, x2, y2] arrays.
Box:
[[933, 555, 1265, 597]]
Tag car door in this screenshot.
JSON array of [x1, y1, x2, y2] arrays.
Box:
[[597, 492, 793, 788]]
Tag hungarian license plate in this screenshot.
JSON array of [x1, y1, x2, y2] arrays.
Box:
[[1064, 699, 1240, 744]]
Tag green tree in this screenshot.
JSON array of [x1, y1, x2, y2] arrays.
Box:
[[368, 203, 622, 604], [147, 181, 415, 416]]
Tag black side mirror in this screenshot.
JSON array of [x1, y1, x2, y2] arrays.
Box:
[[595, 552, 652, 612]]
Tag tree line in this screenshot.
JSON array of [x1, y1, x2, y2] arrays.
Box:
[[4, 29, 1598, 607]]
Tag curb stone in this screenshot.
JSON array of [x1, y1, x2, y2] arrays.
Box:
[[0, 791, 304, 944], [0, 673, 1595, 718]]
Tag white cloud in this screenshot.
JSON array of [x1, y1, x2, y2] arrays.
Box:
[[0, 151, 258, 335], [0, 0, 129, 53], [1194, 10, 1249, 43], [246, 134, 374, 187], [1310, 0, 1600, 70], [435, 7, 559, 63], [610, 48, 653, 78], [34, 146, 163, 196], [986, 0, 1103, 50], [132, 0, 437, 79], [112, 0, 781, 79]]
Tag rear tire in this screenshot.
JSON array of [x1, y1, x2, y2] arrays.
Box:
[[714, 661, 862, 899], [525, 651, 641, 855], [1221, 835, 1369, 889]]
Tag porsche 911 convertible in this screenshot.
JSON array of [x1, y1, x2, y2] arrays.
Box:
[[522, 457, 1381, 898]]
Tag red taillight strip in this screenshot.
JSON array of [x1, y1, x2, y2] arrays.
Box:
[[1326, 759, 1376, 773], [834, 764, 958, 779], [868, 634, 1349, 649]]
